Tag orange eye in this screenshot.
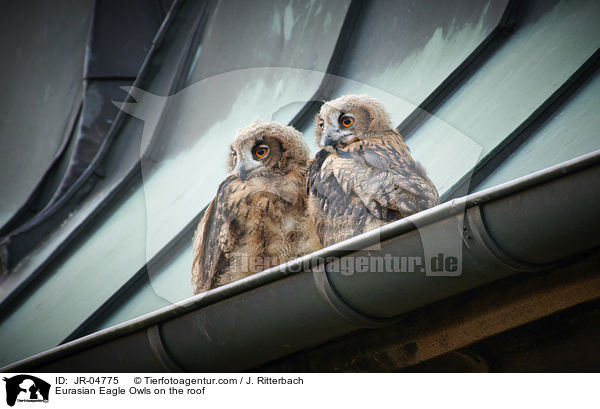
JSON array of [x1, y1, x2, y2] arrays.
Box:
[[340, 115, 354, 128], [253, 145, 269, 159]]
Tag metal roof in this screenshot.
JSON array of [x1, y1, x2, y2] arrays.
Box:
[[1, 0, 599, 370]]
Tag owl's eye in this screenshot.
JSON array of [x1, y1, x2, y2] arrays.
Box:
[[253, 145, 269, 159], [340, 114, 355, 128], [318, 121, 324, 129]]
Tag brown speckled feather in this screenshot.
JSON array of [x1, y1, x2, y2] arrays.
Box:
[[191, 176, 237, 294], [308, 129, 439, 246]]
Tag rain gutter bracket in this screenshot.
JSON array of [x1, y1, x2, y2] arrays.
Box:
[[312, 264, 405, 328], [147, 325, 187, 372], [462, 205, 553, 273]]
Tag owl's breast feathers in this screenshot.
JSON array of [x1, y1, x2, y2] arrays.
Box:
[[307, 130, 439, 245]]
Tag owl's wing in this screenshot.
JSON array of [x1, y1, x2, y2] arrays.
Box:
[[308, 149, 366, 240], [191, 176, 237, 294], [308, 134, 439, 225], [308, 148, 360, 218], [354, 133, 440, 218]]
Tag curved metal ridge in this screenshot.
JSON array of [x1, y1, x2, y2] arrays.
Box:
[[462, 205, 553, 273], [0, 0, 186, 311], [0, 101, 82, 237], [312, 265, 404, 328], [147, 325, 187, 372], [7, 0, 183, 238], [2, 149, 599, 372]]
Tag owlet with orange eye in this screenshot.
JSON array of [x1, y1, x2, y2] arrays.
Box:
[[308, 94, 440, 247], [192, 120, 321, 294]]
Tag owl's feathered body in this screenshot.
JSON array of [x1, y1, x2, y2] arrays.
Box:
[[307, 95, 439, 247], [192, 120, 320, 295]]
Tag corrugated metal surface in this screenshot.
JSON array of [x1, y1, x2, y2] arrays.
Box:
[[0, 0, 94, 228]]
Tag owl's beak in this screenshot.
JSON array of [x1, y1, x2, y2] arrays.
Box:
[[323, 135, 339, 147], [322, 122, 343, 147], [233, 150, 252, 181], [235, 151, 261, 181], [237, 165, 249, 181]]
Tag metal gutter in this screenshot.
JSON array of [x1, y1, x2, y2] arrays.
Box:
[[3, 149, 599, 372]]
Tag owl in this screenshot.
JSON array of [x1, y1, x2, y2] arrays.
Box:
[[191, 120, 321, 295], [307, 94, 439, 247]]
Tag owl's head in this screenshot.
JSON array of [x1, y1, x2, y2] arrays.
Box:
[[228, 120, 309, 181], [315, 94, 393, 148]]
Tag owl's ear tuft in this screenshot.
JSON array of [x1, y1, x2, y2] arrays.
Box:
[[277, 149, 288, 170], [364, 105, 378, 133], [276, 138, 292, 171]]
